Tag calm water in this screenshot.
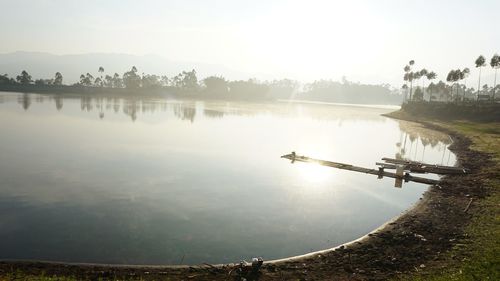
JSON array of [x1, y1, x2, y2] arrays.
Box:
[[0, 92, 455, 265]]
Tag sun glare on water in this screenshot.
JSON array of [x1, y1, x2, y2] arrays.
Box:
[[297, 162, 333, 184]]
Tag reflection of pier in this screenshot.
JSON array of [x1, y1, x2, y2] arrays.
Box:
[[281, 152, 462, 187]]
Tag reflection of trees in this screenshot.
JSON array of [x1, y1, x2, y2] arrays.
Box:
[[96, 97, 104, 119], [54, 95, 63, 111], [113, 98, 120, 113], [7, 94, 401, 128], [18, 94, 31, 110], [76, 96, 170, 121], [203, 109, 224, 119], [105, 98, 113, 111], [140, 100, 162, 114], [80, 97, 93, 111], [123, 99, 139, 122], [396, 121, 453, 163], [35, 94, 45, 103], [421, 138, 430, 162], [172, 102, 196, 123]]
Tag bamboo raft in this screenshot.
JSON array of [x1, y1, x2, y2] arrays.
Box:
[[281, 152, 444, 186]]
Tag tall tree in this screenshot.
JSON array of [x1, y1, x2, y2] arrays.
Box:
[[403, 65, 411, 101], [98, 66, 105, 87], [425, 71, 437, 101], [475, 55, 486, 100], [412, 71, 422, 100], [405, 60, 415, 100], [53, 72, 63, 85], [460, 68, 470, 100], [79, 73, 94, 86], [141, 74, 162, 88], [161, 75, 170, 87], [0, 74, 16, 85], [427, 82, 435, 101], [454, 69, 465, 99], [446, 70, 458, 101], [112, 73, 123, 88], [203, 76, 229, 95], [419, 69, 428, 100], [94, 77, 102, 87], [16, 70, 33, 85], [413, 87, 424, 101], [123, 66, 141, 88], [490, 54, 500, 100], [104, 75, 113, 87]]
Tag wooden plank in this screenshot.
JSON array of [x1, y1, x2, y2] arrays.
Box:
[[381, 157, 467, 174], [375, 162, 397, 169], [281, 153, 439, 185]]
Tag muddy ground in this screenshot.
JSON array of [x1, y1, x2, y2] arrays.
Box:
[[0, 116, 494, 280]]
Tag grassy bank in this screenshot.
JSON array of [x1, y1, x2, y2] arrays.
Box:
[[400, 101, 500, 122], [388, 110, 500, 281]]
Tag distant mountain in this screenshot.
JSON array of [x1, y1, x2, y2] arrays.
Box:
[[0, 51, 255, 84]]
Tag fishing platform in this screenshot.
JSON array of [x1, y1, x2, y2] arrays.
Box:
[[281, 152, 467, 187]]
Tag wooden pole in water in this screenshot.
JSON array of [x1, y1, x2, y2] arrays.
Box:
[[281, 153, 439, 186]]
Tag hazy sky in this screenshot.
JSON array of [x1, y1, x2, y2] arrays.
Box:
[[1, 0, 499, 86]]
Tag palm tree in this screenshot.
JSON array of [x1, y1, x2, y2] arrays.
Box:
[[460, 68, 470, 100], [446, 70, 459, 101], [403, 65, 411, 101], [413, 71, 422, 100], [475, 55, 486, 100], [420, 68, 429, 93], [403, 60, 415, 101], [408, 72, 415, 100], [454, 69, 465, 99], [402, 84, 408, 101], [419, 69, 428, 100], [426, 71, 437, 101], [490, 54, 500, 100]]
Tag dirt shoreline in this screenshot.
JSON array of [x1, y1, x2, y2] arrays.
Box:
[[0, 113, 493, 280]]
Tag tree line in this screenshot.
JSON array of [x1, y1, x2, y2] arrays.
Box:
[[0, 66, 401, 104], [402, 54, 500, 103]]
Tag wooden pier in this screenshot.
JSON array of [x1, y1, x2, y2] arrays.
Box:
[[281, 152, 440, 186], [380, 157, 467, 175]]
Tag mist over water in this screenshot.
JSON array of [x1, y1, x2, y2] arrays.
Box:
[[0, 93, 455, 265]]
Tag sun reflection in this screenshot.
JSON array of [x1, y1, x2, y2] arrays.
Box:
[[297, 163, 332, 184]]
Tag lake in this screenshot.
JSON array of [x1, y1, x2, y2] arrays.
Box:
[[0, 92, 455, 265]]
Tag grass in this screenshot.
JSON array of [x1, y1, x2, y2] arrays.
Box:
[[0, 271, 149, 281], [0, 272, 78, 281], [394, 118, 500, 280]]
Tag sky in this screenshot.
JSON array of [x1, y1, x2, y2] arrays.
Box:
[[0, 0, 499, 87]]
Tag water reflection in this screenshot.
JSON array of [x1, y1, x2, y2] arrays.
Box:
[[5, 93, 404, 124], [203, 109, 224, 119], [54, 95, 63, 111], [17, 93, 31, 110], [0, 92, 456, 265], [172, 102, 196, 122], [397, 121, 453, 165]]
